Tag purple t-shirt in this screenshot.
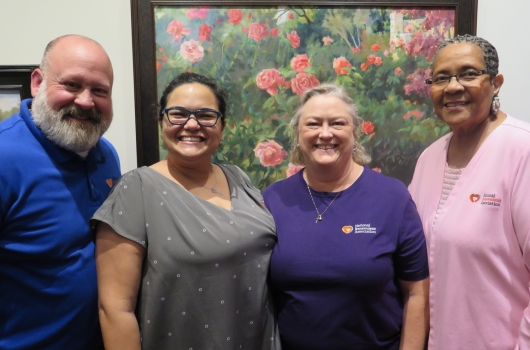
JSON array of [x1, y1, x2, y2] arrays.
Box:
[[263, 166, 428, 350]]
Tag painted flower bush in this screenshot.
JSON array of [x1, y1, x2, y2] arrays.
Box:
[[154, 6, 453, 187]]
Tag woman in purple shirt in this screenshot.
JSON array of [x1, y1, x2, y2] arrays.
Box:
[[263, 83, 429, 350]]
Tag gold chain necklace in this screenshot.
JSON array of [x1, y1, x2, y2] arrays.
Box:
[[170, 163, 223, 196], [306, 170, 352, 223]]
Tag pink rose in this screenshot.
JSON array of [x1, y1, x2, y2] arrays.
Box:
[[287, 12, 294, 20], [227, 9, 243, 24], [371, 44, 381, 52], [352, 47, 360, 54], [333, 57, 352, 75], [270, 27, 278, 37], [199, 23, 213, 41], [395, 67, 403, 75], [291, 72, 320, 96], [360, 63, 369, 71], [186, 8, 209, 19], [404, 24, 414, 33], [384, 49, 389, 56], [248, 23, 269, 42], [254, 140, 287, 167], [373, 56, 383, 66], [156, 61, 162, 72], [256, 69, 284, 96], [180, 40, 205, 63], [167, 20, 191, 41], [287, 31, 300, 48], [286, 163, 305, 177], [290, 54, 310, 72], [367, 54, 376, 65], [322, 36, 334, 46]]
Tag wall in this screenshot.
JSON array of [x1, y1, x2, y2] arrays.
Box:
[[0, 0, 527, 173], [477, 0, 529, 120]]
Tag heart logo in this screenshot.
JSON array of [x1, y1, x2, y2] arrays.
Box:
[[342, 226, 353, 234], [469, 194, 480, 203]]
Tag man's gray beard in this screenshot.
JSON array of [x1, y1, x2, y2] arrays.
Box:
[[31, 83, 112, 153]]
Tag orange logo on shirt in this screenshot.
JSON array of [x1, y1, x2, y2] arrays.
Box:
[[106, 179, 115, 188], [342, 226, 353, 234], [469, 194, 480, 203]]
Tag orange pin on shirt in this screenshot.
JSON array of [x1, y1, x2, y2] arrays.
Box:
[[469, 194, 480, 203], [342, 226, 353, 234]]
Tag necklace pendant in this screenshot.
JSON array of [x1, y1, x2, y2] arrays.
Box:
[[315, 215, 322, 223], [211, 188, 222, 195]]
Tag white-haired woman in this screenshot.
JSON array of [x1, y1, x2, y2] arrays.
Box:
[[264, 83, 429, 350]]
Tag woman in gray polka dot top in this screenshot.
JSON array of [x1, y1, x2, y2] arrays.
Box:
[[92, 73, 280, 349]]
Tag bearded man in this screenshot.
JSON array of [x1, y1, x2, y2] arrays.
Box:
[[0, 35, 120, 350]]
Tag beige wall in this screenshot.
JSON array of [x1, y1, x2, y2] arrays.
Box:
[[0, 0, 527, 173]]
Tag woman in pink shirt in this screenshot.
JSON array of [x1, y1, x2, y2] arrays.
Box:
[[409, 35, 530, 349]]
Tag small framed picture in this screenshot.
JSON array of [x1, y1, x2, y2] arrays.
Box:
[[0, 65, 38, 121]]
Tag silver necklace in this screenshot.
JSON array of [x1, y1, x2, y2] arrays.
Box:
[[307, 186, 342, 223], [171, 163, 223, 196], [306, 170, 353, 223], [201, 168, 222, 195]]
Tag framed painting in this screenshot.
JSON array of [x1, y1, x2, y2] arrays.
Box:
[[0, 66, 37, 121], [131, 0, 477, 187]]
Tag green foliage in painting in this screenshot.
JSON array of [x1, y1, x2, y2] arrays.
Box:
[[154, 6, 453, 186]]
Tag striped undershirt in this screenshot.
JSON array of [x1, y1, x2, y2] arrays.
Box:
[[434, 163, 464, 224]]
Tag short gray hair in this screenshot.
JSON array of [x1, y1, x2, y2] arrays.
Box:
[[289, 83, 371, 166], [432, 34, 499, 74]]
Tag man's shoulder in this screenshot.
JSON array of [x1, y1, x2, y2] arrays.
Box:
[[95, 136, 120, 168], [0, 99, 32, 135], [98, 136, 115, 150], [0, 114, 36, 158], [0, 114, 25, 137]]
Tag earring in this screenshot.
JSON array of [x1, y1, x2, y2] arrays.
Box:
[[491, 95, 500, 116], [352, 146, 357, 153], [296, 143, 300, 147]]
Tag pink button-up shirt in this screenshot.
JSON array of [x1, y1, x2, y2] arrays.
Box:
[[409, 116, 530, 349]]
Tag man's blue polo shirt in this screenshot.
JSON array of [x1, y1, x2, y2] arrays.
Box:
[[0, 99, 121, 349]]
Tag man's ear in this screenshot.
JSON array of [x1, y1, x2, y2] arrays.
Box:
[[30, 68, 44, 97]]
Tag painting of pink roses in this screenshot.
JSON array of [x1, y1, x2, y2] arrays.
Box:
[[152, 5, 458, 187]]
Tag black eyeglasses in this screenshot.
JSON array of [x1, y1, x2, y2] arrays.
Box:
[[425, 69, 495, 89], [162, 107, 223, 127]]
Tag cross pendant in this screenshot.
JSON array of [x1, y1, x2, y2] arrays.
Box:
[[315, 215, 322, 223]]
